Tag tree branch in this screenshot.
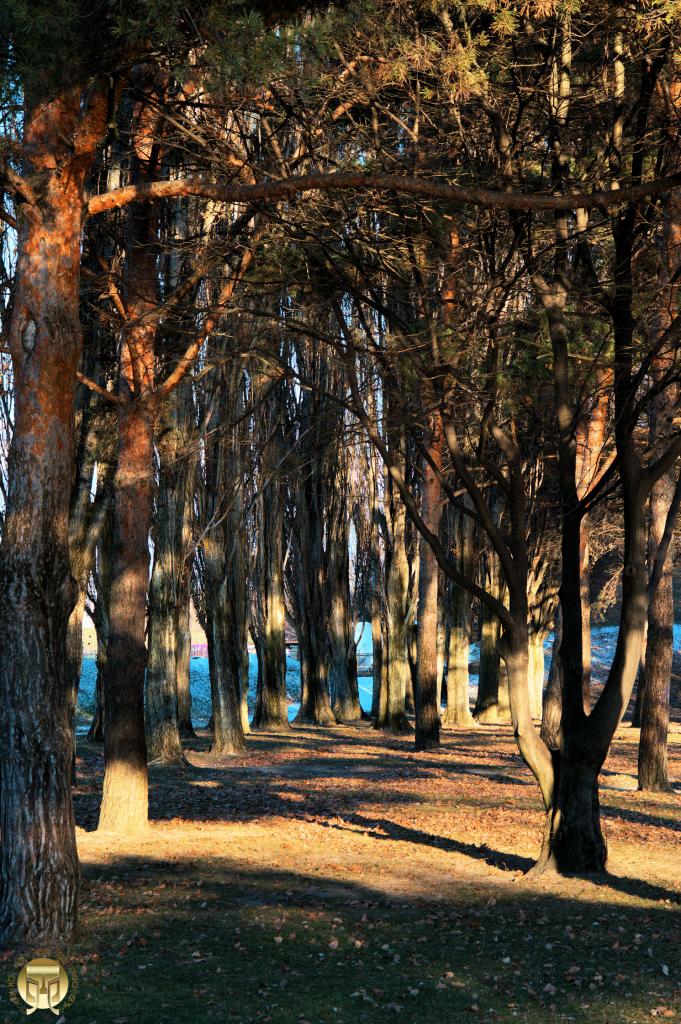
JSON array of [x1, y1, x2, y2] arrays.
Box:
[[86, 170, 681, 219]]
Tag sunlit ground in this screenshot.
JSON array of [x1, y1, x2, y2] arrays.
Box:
[[4, 723, 679, 1024]]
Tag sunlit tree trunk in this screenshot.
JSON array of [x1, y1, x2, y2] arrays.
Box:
[[0, 85, 106, 945], [99, 96, 160, 831]]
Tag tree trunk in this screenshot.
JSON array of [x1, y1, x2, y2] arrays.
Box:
[[88, 504, 114, 743], [98, 388, 154, 831], [370, 587, 385, 720], [528, 631, 546, 720], [0, 86, 105, 945], [328, 515, 361, 721], [288, 456, 336, 727], [474, 549, 511, 724], [541, 608, 562, 748], [146, 522, 186, 764], [533, 751, 606, 875], [253, 480, 290, 730], [204, 572, 247, 755], [381, 482, 410, 732], [98, 194, 158, 827], [176, 584, 196, 739], [442, 505, 474, 727], [414, 425, 443, 750], [638, 502, 673, 790], [638, 157, 681, 789], [145, 403, 191, 764]]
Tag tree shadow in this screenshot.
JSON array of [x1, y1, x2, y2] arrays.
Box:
[[64, 851, 681, 1024], [319, 811, 533, 872]]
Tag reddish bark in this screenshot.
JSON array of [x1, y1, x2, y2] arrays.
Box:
[[98, 95, 159, 830], [0, 87, 106, 944], [85, 169, 681, 219]]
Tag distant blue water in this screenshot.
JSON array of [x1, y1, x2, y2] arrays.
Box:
[[77, 652, 304, 730], [77, 623, 674, 731]]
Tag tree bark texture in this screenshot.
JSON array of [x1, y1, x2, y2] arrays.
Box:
[[0, 86, 106, 944]]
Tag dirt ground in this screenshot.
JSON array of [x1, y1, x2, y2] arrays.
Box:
[[4, 722, 680, 1024]]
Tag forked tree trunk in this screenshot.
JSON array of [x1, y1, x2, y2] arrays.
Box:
[[535, 208, 650, 875], [0, 86, 105, 945]]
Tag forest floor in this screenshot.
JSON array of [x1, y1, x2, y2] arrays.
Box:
[[6, 722, 680, 1024]]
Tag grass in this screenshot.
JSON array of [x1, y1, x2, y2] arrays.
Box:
[[2, 722, 680, 1024]]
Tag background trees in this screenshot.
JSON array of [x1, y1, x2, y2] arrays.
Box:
[[1, 0, 681, 946]]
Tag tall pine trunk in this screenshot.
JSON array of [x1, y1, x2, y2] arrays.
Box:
[[0, 86, 105, 945], [99, 134, 158, 830]]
